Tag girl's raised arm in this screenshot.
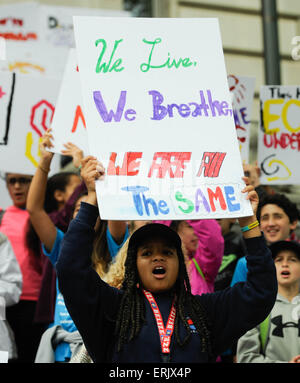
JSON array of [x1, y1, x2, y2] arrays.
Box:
[[26, 129, 57, 252]]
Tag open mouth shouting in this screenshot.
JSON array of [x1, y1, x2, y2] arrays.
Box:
[[136, 239, 179, 293], [152, 265, 167, 279], [280, 270, 290, 278]]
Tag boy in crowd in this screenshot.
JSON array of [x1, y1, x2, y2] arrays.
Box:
[[231, 193, 300, 285], [237, 240, 300, 363]]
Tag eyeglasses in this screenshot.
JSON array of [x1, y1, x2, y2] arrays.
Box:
[[6, 177, 32, 185]]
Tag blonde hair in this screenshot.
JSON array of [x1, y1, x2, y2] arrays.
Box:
[[102, 237, 130, 289], [71, 237, 130, 364]]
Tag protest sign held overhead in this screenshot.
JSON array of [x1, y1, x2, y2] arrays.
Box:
[[0, 41, 69, 78], [74, 17, 253, 220], [258, 85, 300, 184], [228, 75, 255, 164], [50, 48, 89, 156], [0, 2, 40, 43], [0, 72, 60, 175], [38, 4, 130, 48]]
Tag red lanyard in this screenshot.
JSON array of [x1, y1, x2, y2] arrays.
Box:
[[143, 289, 176, 354]]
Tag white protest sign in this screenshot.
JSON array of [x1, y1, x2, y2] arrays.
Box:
[[0, 351, 8, 363], [0, 2, 40, 43], [228, 75, 255, 164], [0, 41, 69, 78], [258, 85, 300, 185], [50, 48, 89, 156], [74, 17, 252, 220], [38, 4, 130, 48], [0, 72, 61, 175]]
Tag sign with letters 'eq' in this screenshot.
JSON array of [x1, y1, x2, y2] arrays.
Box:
[[258, 85, 300, 185], [74, 17, 253, 220]]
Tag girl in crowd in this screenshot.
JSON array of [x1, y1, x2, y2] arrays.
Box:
[[131, 217, 224, 296], [0, 172, 45, 362], [56, 156, 277, 363], [237, 240, 300, 363], [27, 131, 128, 362], [154, 219, 224, 296], [0, 231, 22, 361], [34, 141, 88, 327], [33, 172, 86, 327]]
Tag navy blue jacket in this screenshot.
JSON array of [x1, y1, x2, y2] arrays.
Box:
[[56, 202, 277, 363]]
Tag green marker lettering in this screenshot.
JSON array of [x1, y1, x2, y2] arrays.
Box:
[[140, 38, 196, 72], [175, 191, 194, 214], [95, 38, 124, 73]]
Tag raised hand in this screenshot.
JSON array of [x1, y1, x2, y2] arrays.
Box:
[[289, 354, 300, 363], [61, 142, 84, 169], [39, 128, 54, 170], [238, 176, 261, 238], [80, 156, 105, 206], [241, 176, 259, 217], [40, 128, 54, 157], [243, 162, 261, 188]]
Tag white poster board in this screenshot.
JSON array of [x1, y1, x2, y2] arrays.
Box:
[[0, 72, 61, 175], [50, 48, 89, 156], [0, 350, 8, 363], [74, 17, 252, 220], [0, 2, 40, 43], [38, 4, 130, 48], [258, 85, 300, 185], [228, 75, 255, 164], [0, 41, 69, 78]]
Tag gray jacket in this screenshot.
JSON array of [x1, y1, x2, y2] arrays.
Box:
[[35, 325, 83, 363], [0, 232, 22, 359], [237, 293, 300, 363]]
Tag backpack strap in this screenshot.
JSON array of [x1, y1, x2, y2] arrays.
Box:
[[190, 257, 206, 281], [259, 314, 270, 353]]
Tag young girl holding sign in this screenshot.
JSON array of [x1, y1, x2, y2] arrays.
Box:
[[56, 156, 277, 362], [27, 131, 129, 362]]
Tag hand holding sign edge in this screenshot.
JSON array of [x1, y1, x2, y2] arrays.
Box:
[[80, 156, 105, 207]]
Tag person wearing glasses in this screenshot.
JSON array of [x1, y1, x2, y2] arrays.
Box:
[[0, 173, 45, 363]]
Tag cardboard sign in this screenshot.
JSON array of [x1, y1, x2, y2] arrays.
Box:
[[228, 75, 255, 164], [50, 48, 89, 156], [38, 4, 130, 48], [258, 85, 300, 184], [74, 17, 252, 220], [0, 72, 61, 175]]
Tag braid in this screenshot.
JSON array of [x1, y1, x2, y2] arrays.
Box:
[[173, 253, 213, 356], [115, 248, 145, 352], [189, 295, 212, 356]]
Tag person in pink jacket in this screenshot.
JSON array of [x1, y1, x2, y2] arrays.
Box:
[[0, 173, 45, 363], [153, 219, 224, 295]]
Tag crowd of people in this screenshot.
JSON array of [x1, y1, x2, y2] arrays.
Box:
[[0, 130, 300, 364]]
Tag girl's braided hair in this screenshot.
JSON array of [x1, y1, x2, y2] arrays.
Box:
[[114, 226, 213, 357]]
